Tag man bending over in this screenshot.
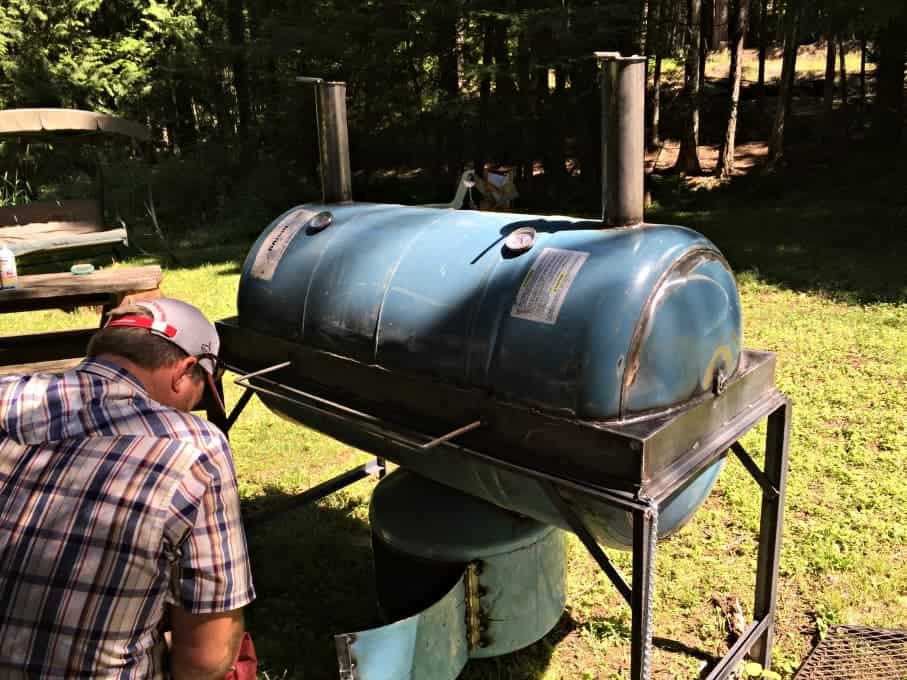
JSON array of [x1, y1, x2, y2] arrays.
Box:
[[0, 298, 255, 679]]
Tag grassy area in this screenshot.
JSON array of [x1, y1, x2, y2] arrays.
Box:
[[2, 48, 905, 680], [3, 143, 904, 679], [656, 44, 874, 84]]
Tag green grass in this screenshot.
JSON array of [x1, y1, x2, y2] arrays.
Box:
[[4, 150, 904, 679], [2, 54, 905, 679]]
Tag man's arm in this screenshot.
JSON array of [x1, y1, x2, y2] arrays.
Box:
[[169, 606, 245, 680]]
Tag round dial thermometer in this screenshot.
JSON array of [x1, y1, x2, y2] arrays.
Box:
[[307, 211, 333, 232], [504, 226, 537, 254]]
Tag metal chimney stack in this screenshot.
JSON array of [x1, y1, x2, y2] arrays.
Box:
[[596, 52, 646, 227], [300, 77, 353, 204]]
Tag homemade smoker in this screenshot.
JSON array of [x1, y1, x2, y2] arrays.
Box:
[[212, 54, 791, 680]]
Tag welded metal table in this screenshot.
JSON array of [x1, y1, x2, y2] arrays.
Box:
[[211, 343, 790, 680]]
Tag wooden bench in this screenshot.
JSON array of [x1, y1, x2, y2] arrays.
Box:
[[0, 199, 128, 264], [0, 264, 162, 375]]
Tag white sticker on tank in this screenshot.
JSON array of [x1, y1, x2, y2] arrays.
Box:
[[249, 208, 316, 281], [511, 248, 589, 324]]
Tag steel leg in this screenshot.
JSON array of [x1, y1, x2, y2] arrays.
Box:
[[750, 399, 792, 667], [541, 481, 632, 605], [243, 458, 385, 529], [225, 387, 255, 433], [631, 505, 658, 680], [207, 377, 230, 433]]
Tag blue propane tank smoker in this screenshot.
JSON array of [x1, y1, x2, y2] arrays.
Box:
[[214, 54, 792, 680]]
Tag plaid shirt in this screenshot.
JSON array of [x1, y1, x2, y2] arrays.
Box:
[[0, 359, 255, 679]]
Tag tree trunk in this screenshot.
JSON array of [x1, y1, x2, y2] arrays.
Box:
[[516, 16, 531, 183], [837, 34, 848, 117], [535, 62, 560, 186], [492, 17, 516, 169], [713, 0, 729, 46], [716, 0, 747, 178], [822, 31, 836, 137], [474, 17, 494, 176], [700, 0, 712, 86], [619, 0, 647, 55], [649, 0, 663, 148], [227, 0, 251, 159], [543, 66, 568, 183], [651, 54, 663, 148], [208, 63, 230, 143], [859, 33, 866, 107], [674, 0, 704, 174], [756, 0, 767, 105], [173, 79, 198, 152], [872, 16, 907, 146], [573, 59, 600, 193], [493, 19, 515, 100], [767, 0, 799, 165], [437, 4, 461, 181]]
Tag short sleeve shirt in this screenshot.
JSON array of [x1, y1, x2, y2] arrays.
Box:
[[0, 359, 255, 678]]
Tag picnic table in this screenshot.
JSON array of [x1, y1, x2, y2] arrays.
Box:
[[0, 265, 162, 375]]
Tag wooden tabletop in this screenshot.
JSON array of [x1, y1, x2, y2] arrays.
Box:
[[0, 265, 162, 314], [0, 265, 164, 370], [1, 265, 162, 302]]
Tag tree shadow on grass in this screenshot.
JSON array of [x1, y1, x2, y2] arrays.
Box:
[[461, 611, 577, 680], [240, 490, 378, 680], [648, 146, 907, 304], [241, 486, 567, 680], [120, 139, 906, 306]]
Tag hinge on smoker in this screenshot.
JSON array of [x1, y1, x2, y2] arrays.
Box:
[[463, 562, 483, 652]]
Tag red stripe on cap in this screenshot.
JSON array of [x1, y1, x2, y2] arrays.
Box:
[[106, 315, 177, 338]]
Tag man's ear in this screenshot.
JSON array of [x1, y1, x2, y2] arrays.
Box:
[[171, 356, 199, 392]]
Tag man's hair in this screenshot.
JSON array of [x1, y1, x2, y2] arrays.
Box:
[[87, 304, 204, 380]]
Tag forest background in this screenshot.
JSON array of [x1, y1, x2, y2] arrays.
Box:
[[0, 0, 904, 227], [1, 1, 906, 678]]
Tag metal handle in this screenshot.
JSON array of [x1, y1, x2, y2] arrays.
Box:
[[233, 361, 483, 450]]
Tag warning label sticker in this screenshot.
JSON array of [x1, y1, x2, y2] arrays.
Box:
[[511, 248, 589, 324], [250, 208, 316, 280]]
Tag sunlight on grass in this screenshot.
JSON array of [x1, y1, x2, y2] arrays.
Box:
[[3, 143, 905, 680], [4, 249, 903, 680], [703, 46, 872, 84]]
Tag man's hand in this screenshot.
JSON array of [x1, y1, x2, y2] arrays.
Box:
[[169, 606, 245, 680]]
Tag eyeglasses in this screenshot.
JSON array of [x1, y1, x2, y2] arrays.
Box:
[[195, 353, 226, 381]]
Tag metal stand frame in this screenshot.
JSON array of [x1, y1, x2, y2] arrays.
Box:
[[211, 368, 790, 680], [207, 380, 388, 526], [542, 399, 790, 679]]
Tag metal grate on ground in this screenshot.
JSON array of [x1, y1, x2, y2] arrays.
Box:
[[795, 625, 907, 679]]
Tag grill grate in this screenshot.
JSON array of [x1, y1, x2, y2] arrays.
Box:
[[795, 625, 907, 679]]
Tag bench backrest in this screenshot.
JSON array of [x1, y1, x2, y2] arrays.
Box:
[[0, 199, 102, 230]]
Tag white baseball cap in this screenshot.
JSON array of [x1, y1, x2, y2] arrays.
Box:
[[105, 298, 225, 413]]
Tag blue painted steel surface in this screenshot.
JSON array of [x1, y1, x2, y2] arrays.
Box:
[[239, 202, 741, 548], [344, 470, 567, 678], [370, 467, 561, 561], [344, 576, 470, 680], [239, 202, 740, 419]]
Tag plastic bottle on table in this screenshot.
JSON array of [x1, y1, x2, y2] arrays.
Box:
[[0, 243, 18, 290]]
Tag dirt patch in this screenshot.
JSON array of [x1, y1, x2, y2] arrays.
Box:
[[646, 139, 770, 190]]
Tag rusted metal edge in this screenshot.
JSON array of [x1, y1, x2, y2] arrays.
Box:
[[619, 247, 737, 420]]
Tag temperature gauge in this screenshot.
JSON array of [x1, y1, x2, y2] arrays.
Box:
[[504, 226, 537, 254], [307, 211, 333, 232]]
